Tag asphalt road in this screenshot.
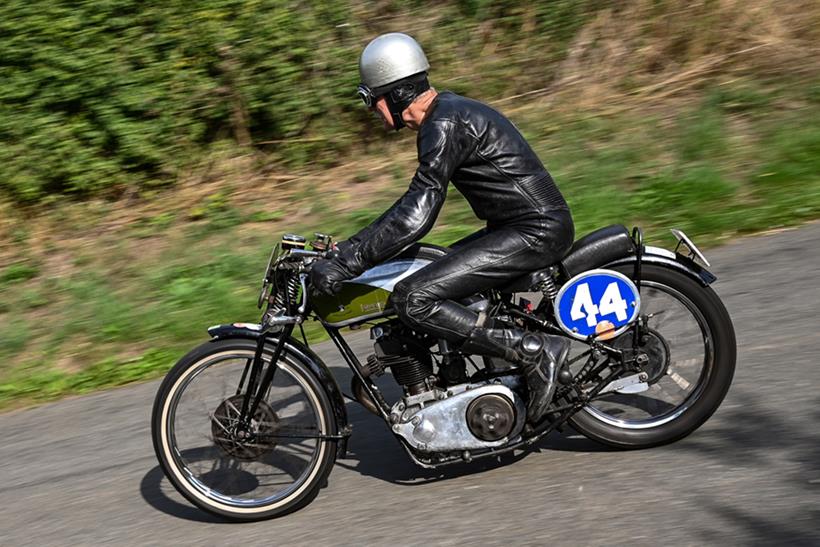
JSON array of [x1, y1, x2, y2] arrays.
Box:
[[1, 223, 819, 546]]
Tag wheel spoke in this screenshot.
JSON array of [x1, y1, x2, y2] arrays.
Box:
[[210, 414, 232, 434]]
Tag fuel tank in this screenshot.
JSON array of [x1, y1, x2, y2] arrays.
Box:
[[312, 244, 445, 327]]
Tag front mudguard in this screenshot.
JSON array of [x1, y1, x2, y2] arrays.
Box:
[[207, 323, 350, 457], [606, 245, 716, 286]]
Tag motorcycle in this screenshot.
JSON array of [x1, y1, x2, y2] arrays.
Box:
[[151, 224, 736, 520]]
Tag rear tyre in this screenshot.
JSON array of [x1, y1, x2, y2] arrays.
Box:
[[568, 263, 736, 449], [151, 338, 337, 521]]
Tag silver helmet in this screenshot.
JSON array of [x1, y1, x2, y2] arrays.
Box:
[[359, 33, 430, 92]]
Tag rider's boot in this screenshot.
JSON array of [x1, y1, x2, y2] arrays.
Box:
[[461, 328, 570, 423]]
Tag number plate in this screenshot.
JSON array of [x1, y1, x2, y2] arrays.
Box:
[[554, 269, 641, 340]]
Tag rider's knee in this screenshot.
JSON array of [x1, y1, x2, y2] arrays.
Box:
[[391, 279, 411, 320], [391, 280, 429, 327]]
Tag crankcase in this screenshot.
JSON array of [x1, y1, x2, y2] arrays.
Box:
[[391, 381, 525, 453]]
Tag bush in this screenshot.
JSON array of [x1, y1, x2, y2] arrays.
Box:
[[0, 0, 603, 204]]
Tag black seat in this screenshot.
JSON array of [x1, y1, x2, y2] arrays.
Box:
[[498, 225, 634, 293], [561, 224, 634, 277]]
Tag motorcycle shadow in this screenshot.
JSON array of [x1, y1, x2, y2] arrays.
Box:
[[335, 399, 619, 486], [140, 464, 231, 524]]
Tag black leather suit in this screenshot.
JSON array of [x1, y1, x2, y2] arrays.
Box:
[[332, 92, 574, 342]]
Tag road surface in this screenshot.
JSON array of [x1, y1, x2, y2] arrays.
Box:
[[1, 223, 819, 545]]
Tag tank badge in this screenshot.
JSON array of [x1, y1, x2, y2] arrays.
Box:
[[360, 302, 383, 313]]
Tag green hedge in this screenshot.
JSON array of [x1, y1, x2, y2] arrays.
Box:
[[0, 0, 601, 203]]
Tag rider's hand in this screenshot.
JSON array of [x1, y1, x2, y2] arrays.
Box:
[[310, 240, 367, 296], [310, 257, 351, 296]]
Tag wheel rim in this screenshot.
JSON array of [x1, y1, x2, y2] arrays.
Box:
[[578, 280, 715, 430], [161, 349, 327, 510]]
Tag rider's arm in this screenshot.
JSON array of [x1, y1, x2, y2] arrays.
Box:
[[340, 119, 476, 273]]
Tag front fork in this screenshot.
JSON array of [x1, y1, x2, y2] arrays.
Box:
[[238, 272, 310, 427], [237, 323, 295, 429]]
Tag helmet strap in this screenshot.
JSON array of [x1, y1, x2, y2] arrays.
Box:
[[385, 96, 406, 131], [382, 73, 430, 131]]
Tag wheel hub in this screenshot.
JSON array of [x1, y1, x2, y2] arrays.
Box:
[[613, 327, 671, 384], [211, 394, 280, 460]]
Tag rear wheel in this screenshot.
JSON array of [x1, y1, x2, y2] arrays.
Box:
[[151, 338, 337, 521], [568, 263, 736, 448]]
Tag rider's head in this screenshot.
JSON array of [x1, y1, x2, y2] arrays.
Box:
[[357, 33, 431, 131]]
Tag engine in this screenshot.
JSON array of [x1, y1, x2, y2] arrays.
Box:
[[390, 379, 525, 453], [364, 321, 526, 453]]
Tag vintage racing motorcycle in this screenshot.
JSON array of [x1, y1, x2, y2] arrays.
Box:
[[151, 225, 736, 520]]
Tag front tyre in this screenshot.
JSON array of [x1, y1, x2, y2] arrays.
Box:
[[568, 263, 736, 449], [151, 338, 337, 521]]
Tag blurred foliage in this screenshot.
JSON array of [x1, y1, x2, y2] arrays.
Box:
[[0, 262, 40, 284], [0, 0, 604, 203], [0, 0, 352, 201]]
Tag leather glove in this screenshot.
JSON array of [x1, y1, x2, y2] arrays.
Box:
[[310, 258, 351, 296], [310, 241, 365, 296]]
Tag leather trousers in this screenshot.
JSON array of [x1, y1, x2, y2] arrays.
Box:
[[391, 209, 574, 342]]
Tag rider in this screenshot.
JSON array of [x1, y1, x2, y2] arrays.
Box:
[[311, 33, 575, 422]]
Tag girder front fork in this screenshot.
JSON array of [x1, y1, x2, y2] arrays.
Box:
[[237, 323, 295, 428]]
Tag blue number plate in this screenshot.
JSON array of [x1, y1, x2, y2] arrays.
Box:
[[554, 269, 641, 340]]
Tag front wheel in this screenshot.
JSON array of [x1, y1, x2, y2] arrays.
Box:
[[568, 263, 736, 449], [151, 338, 337, 521]]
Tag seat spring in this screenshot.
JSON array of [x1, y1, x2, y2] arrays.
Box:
[[537, 276, 558, 302]]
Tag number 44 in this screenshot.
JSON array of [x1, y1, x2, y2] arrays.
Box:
[[570, 282, 629, 327]]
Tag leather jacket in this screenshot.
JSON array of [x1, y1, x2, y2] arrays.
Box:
[[338, 91, 569, 274]]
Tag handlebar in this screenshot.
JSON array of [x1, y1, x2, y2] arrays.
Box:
[[287, 248, 326, 259]]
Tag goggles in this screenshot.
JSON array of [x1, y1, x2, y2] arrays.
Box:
[[357, 84, 378, 108]]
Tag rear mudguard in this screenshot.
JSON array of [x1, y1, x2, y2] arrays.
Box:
[[207, 323, 350, 456], [606, 245, 717, 286]]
